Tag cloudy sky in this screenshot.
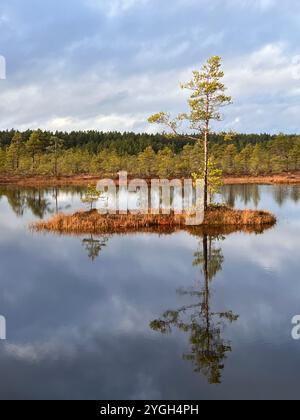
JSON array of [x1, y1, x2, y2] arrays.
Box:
[[0, 0, 300, 133]]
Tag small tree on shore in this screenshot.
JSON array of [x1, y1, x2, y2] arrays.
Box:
[[148, 56, 232, 211], [81, 184, 101, 210]]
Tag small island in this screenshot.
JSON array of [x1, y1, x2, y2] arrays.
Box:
[[32, 205, 276, 236]]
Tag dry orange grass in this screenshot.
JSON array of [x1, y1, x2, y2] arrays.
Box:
[[202, 206, 276, 226], [32, 206, 276, 235]]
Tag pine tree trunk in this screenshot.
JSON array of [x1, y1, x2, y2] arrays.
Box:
[[204, 130, 209, 211], [203, 234, 210, 351], [54, 155, 58, 177]]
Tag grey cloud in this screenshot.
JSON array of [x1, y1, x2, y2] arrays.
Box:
[[0, 0, 300, 132]]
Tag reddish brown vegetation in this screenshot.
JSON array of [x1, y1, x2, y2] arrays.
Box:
[[223, 172, 300, 185], [32, 206, 276, 236], [2, 172, 300, 187], [0, 175, 100, 187]]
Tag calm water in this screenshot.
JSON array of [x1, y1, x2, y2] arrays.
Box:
[[0, 184, 300, 400]]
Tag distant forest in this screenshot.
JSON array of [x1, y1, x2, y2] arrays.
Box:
[[0, 129, 300, 177]]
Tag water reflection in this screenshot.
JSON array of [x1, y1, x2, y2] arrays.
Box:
[[222, 184, 300, 208], [0, 186, 83, 218], [150, 233, 238, 384], [1, 183, 300, 398], [1, 184, 300, 219], [222, 185, 261, 208], [81, 234, 110, 261]]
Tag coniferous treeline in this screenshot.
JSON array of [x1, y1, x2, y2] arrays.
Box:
[[0, 129, 300, 177], [0, 129, 273, 153]]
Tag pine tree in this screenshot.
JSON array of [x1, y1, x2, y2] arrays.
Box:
[[26, 130, 44, 171], [81, 184, 101, 210], [6, 132, 24, 173], [288, 142, 300, 171], [222, 144, 237, 174], [47, 136, 64, 176], [234, 144, 253, 175], [0, 148, 6, 174], [138, 146, 157, 177], [157, 148, 174, 178], [249, 144, 267, 175], [149, 56, 232, 210]]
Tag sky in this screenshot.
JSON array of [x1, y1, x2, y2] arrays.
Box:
[[0, 0, 300, 134]]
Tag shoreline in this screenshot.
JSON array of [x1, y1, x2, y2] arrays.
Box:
[[1, 172, 300, 187], [223, 173, 300, 185]]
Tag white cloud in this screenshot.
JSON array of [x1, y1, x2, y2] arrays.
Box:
[[224, 43, 300, 98], [45, 114, 141, 132], [86, 0, 149, 16], [246, 0, 275, 11]]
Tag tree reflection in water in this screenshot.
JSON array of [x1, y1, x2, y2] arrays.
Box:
[[0, 186, 81, 218], [150, 233, 239, 384], [223, 184, 261, 208], [81, 234, 110, 261]]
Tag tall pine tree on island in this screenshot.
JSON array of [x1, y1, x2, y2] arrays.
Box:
[[148, 56, 232, 211]]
